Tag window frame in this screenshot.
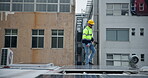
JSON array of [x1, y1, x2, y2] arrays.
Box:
[[131, 3, 136, 11], [106, 3, 113, 16], [51, 29, 64, 49], [139, 3, 144, 11], [24, 3, 34, 12], [4, 29, 18, 48], [0, 0, 10, 2], [0, 3, 10, 11], [12, 3, 23, 12], [140, 28, 144, 36], [36, 4, 47, 12], [141, 54, 144, 61], [106, 54, 129, 66], [0, 0, 71, 12], [47, 4, 58, 12], [131, 28, 135, 36], [106, 28, 129, 41], [32, 29, 44, 49], [59, 3, 70, 12], [106, 3, 129, 16]]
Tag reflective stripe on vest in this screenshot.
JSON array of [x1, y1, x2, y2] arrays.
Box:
[[83, 34, 92, 36]]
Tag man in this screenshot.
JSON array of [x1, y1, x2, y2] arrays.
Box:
[[82, 20, 96, 65]]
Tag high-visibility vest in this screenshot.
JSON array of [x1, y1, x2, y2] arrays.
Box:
[[82, 26, 93, 41]]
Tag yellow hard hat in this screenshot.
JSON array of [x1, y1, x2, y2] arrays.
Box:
[[88, 20, 95, 25]]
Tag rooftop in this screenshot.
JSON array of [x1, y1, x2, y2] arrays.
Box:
[[0, 64, 148, 78]]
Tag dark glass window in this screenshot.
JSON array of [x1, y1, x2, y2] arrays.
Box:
[[60, 0, 70, 3], [131, 28, 135, 36], [5, 29, 18, 48], [48, 0, 58, 3], [51, 30, 64, 48], [36, 0, 47, 3], [141, 54, 144, 61], [24, 0, 34, 2], [60, 4, 70, 12], [47, 4, 58, 12], [106, 28, 129, 41], [32, 30, 44, 48], [12, 0, 23, 2], [140, 28, 144, 36], [12, 4, 23, 11], [24, 4, 34, 12], [52, 37, 57, 48], [0, 0, 10, 2], [0, 3, 10, 11]]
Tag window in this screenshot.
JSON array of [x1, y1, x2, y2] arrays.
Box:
[[0, 3, 10, 11], [106, 54, 129, 66], [24, 0, 34, 2], [36, 0, 47, 3], [131, 28, 135, 36], [51, 30, 64, 48], [5, 29, 18, 48], [60, 0, 70, 3], [0, 0, 10, 2], [0, 0, 71, 12], [60, 4, 70, 12], [48, 0, 58, 3], [114, 4, 121, 16], [140, 28, 144, 36], [36, 4, 47, 12], [107, 54, 113, 59], [106, 4, 113, 15], [12, 3, 23, 11], [106, 28, 129, 41], [131, 3, 136, 11], [132, 54, 136, 55], [141, 54, 144, 61], [139, 3, 144, 11], [32, 30, 44, 48], [106, 3, 129, 16], [47, 4, 58, 12], [121, 4, 129, 15], [24, 4, 34, 12], [13, 0, 23, 2]]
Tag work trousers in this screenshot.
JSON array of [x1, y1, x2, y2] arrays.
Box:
[[82, 43, 96, 65]]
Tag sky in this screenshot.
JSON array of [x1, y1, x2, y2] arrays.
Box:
[[76, 0, 87, 13]]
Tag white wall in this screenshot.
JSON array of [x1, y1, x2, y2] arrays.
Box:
[[98, 0, 148, 67]]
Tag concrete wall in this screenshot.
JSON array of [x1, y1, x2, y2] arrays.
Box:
[[97, 0, 148, 67], [0, 12, 75, 66]]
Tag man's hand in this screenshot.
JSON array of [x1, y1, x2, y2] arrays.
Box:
[[86, 44, 90, 47], [92, 41, 98, 44]]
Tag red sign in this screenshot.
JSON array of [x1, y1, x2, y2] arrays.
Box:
[[131, 0, 148, 16]]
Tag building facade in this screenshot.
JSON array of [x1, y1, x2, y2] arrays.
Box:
[[0, 0, 75, 66], [93, 0, 148, 67]]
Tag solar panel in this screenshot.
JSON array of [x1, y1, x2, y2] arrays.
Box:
[[36, 75, 148, 78]]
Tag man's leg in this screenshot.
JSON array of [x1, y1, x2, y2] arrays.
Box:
[[89, 43, 96, 63], [82, 43, 90, 65]]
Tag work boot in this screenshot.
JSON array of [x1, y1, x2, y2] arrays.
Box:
[[89, 62, 94, 65]]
